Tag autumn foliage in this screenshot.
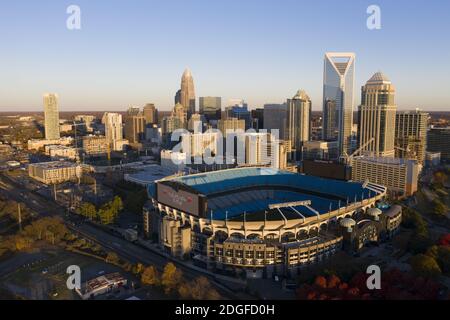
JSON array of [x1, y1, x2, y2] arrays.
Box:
[[297, 269, 440, 300]]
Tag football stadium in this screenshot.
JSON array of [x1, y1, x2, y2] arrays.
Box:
[[145, 167, 401, 278]]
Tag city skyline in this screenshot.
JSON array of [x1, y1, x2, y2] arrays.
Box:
[[1, 0, 449, 111]]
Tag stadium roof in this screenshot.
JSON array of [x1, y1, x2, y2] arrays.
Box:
[[150, 167, 385, 220]]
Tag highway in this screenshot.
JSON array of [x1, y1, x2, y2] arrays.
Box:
[[0, 172, 238, 299]]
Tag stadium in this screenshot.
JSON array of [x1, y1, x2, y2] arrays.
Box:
[[145, 167, 401, 278]]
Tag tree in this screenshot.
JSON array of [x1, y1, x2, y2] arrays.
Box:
[[132, 263, 145, 275], [438, 234, 450, 246], [161, 262, 183, 295], [105, 252, 120, 265], [78, 202, 97, 220], [189, 277, 221, 300], [410, 254, 442, 278], [436, 246, 450, 274], [432, 199, 448, 217], [141, 266, 160, 286]]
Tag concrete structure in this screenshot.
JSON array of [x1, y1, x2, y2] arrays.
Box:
[[263, 104, 287, 141], [146, 167, 396, 277], [181, 131, 220, 158], [124, 109, 146, 145], [218, 118, 245, 136], [358, 72, 396, 157], [322, 53, 355, 158], [103, 112, 127, 151], [28, 161, 82, 185], [425, 152, 441, 167], [43, 93, 60, 140], [427, 127, 450, 162], [143, 103, 158, 125], [199, 97, 221, 122], [27, 137, 74, 151], [180, 68, 196, 117], [242, 133, 287, 169], [76, 273, 127, 300], [351, 156, 419, 197], [287, 90, 311, 158], [302, 140, 338, 160], [74, 115, 95, 132], [45, 145, 78, 160], [82, 135, 108, 156], [395, 110, 428, 164]]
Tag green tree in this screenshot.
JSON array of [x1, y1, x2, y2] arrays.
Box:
[[410, 254, 442, 278], [79, 202, 97, 220], [161, 262, 183, 295], [141, 265, 160, 286]]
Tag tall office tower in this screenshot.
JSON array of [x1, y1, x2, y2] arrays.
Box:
[[225, 100, 252, 129], [395, 110, 428, 164], [242, 133, 287, 169], [251, 108, 264, 130], [427, 128, 450, 162], [173, 103, 187, 126], [175, 89, 181, 105], [143, 103, 158, 125], [43, 93, 60, 140], [357, 72, 397, 158], [199, 96, 222, 122], [102, 112, 124, 151], [263, 104, 287, 139], [287, 90, 311, 156], [180, 68, 196, 117], [322, 52, 355, 158], [125, 112, 146, 144]]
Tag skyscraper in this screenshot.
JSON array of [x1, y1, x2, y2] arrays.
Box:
[[287, 90, 311, 156], [263, 104, 287, 139], [199, 96, 221, 122], [358, 72, 397, 158], [180, 68, 196, 117], [322, 52, 355, 158], [102, 112, 124, 151], [43, 93, 60, 140], [143, 103, 158, 125], [124, 107, 146, 144], [395, 110, 428, 164]]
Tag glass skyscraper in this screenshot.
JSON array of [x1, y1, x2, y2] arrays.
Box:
[[322, 52, 355, 158]]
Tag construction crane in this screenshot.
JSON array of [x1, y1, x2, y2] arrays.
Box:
[[340, 137, 375, 165]]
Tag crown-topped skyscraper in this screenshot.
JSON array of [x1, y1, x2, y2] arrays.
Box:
[[180, 68, 196, 119]]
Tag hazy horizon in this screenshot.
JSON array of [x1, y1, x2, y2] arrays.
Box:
[[1, 0, 449, 112]]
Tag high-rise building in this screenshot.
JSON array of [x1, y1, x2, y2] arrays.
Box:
[[322, 53, 355, 158], [287, 90, 311, 156], [199, 97, 221, 122], [263, 104, 287, 139], [74, 115, 95, 133], [218, 118, 246, 136], [124, 109, 146, 144], [427, 127, 450, 162], [188, 113, 205, 132], [395, 110, 428, 164], [357, 72, 397, 158], [143, 104, 158, 125], [102, 112, 126, 151], [180, 68, 196, 117], [225, 101, 251, 130], [43, 93, 60, 140], [251, 108, 264, 130], [242, 133, 287, 169], [351, 156, 419, 198]]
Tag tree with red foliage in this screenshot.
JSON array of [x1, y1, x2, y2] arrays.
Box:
[[438, 234, 450, 246]]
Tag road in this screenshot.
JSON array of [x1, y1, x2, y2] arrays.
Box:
[[0, 172, 238, 299]]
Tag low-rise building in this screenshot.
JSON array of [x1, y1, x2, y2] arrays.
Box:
[[82, 135, 108, 156], [45, 145, 78, 160], [75, 273, 127, 300], [27, 137, 73, 151], [28, 161, 82, 184]]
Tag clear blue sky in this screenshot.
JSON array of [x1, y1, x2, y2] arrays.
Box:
[[0, 0, 449, 111]]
